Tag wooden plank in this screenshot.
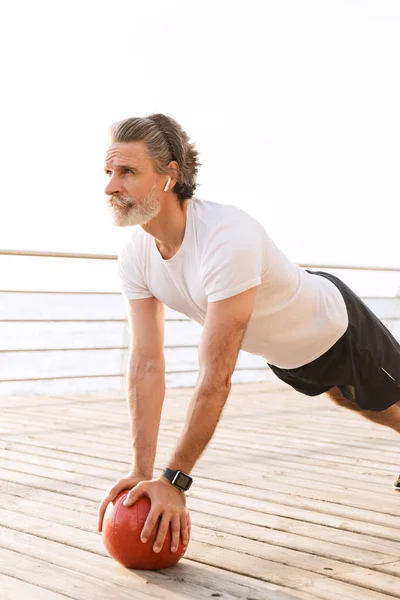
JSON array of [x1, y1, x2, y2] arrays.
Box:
[[1, 486, 397, 574], [296, 577, 400, 600], [185, 541, 400, 599], [0, 519, 301, 600], [0, 437, 389, 485], [207, 429, 399, 464], [0, 527, 239, 600], [0, 443, 395, 510], [0, 446, 398, 526], [2, 423, 396, 491], [188, 498, 400, 554], [0, 487, 399, 597], [191, 485, 400, 533], [2, 436, 395, 492], [4, 462, 396, 552], [3, 422, 397, 474], [3, 476, 399, 558], [2, 453, 398, 529], [3, 472, 399, 569], [190, 510, 398, 568], [189, 529, 400, 595], [1, 382, 399, 600], [0, 530, 305, 600], [0, 547, 157, 600], [222, 413, 397, 440], [0, 454, 400, 548], [192, 474, 400, 517], [212, 422, 398, 456], [5, 413, 396, 481], [11, 394, 388, 454], [0, 448, 397, 512], [0, 573, 71, 600]]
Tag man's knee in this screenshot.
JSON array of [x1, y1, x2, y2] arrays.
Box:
[[326, 386, 360, 411], [326, 387, 400, 432]]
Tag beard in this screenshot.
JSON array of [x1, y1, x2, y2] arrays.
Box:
[[107, 182, 160, 227]]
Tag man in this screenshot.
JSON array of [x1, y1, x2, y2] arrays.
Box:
[[97, 113, 400, 555]]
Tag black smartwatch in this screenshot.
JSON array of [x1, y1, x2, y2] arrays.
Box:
[[162, 468, 193, 492]]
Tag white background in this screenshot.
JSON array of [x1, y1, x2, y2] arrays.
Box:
[[1, 0, 399, 292]]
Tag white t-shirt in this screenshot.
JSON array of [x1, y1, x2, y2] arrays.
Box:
[[117, 197, 349, 369]]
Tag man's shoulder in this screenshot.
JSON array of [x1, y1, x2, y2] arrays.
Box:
[[117, 227, 147, 262], [193, 197, 263, 231]]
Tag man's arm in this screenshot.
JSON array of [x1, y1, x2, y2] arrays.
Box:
[[121, 286, 258, 553], [125, 296, 165, 478], [164, 285, 259, 475], [97, 295, 165, 533]]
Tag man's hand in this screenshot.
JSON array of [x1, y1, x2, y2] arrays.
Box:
[[97, 473, 147, 533], [123, 477, 189, 553]]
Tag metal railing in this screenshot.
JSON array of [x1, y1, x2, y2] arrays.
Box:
[[1, 249, 399, 391], [2, 248, 400, 272]]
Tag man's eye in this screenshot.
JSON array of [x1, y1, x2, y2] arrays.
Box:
[[123, 168, 134, 174]]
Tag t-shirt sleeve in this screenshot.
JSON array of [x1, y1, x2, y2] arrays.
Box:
[[116, 240, 153, 300], [200, 219, 264, 302]]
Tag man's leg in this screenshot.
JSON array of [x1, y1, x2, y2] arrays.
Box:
[[326, 386, 400, 434], [326, 386, 400, 490]]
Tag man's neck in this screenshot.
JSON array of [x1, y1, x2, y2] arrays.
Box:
[[142, 198, 189, 260]]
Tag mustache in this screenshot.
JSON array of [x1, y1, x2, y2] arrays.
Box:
[[107, 195, 134, 208]]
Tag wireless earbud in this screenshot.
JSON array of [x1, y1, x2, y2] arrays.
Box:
[[164, 176, 172, 192]]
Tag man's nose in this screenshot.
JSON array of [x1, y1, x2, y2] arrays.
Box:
[[104, 175, 122, 197]]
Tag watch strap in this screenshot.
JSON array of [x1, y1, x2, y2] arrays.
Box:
[[162, 468, 193, 491]]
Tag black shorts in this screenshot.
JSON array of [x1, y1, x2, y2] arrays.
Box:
[[267, 271, 400, 412]]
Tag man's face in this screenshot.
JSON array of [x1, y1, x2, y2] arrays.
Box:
[[104, 141, 161, 227]]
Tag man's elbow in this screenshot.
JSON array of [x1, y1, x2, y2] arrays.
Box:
[[197, 368, 232, 396], [128, 354, 165, 379]]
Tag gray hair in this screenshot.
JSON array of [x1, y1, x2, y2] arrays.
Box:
[[109, 113, 202, 201]]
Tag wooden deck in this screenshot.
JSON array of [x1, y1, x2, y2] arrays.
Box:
[[1, 381, 399, 600]]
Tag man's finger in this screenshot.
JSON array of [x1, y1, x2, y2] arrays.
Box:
[[123, 482, 144, 507], [140, 504, 162, 544], [97, 481, 126, 532], [152, 511, 171, 553], [97, 493, 114, 532], [180, 510, 189, 546], [170, 513, 180, 552]]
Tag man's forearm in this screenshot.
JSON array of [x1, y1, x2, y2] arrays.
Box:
[[127, 359, 165, 478], [166, 380, 231, 475]]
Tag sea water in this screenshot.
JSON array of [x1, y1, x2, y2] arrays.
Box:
[[1, 255, 399, 397]]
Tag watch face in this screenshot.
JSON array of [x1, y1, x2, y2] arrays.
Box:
[[174, 472, 192, 489]]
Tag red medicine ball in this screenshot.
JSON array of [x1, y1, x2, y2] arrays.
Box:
[[102, 490, 191, 569]]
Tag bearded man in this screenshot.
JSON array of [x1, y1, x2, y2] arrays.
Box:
[[97, 113, 400, 555]]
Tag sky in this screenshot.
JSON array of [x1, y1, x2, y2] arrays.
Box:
[[1, 0, 400, 292]]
